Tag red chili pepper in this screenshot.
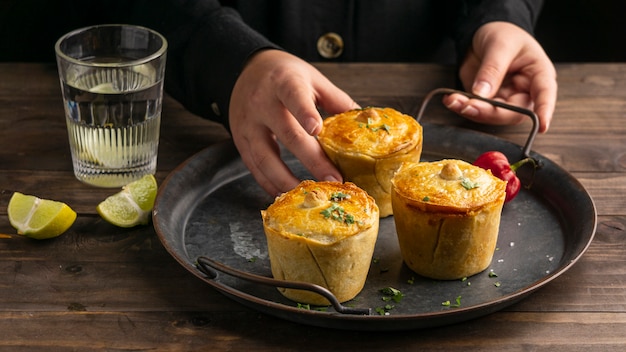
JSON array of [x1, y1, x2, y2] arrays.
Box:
[[473, 151, 534, 203]]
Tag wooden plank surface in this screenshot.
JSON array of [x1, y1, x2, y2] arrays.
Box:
[[1, 63, 625, 351]]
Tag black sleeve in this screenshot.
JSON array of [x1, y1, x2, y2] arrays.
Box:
[[453, 0, 544, 63], [128, 1, 281, 130]]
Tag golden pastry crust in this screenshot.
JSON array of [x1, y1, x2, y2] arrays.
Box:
[[391, 160, 506, 280], [261, 180, 379, 305], [317, 107, 422, 217]]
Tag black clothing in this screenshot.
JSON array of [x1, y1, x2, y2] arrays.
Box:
[[0, 0, 543, 129]]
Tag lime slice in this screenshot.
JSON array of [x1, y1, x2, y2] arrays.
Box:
[[96, 174, 158, 227], [89, 82, 118, 93], [8, 192, 77, 239]]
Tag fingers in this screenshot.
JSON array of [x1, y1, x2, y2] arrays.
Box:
[[444, 22, 557, 132], [233, 126, 296, 196], [312, 73, 361, 118], [229, 50, 350, 196], [234, 106, 342, 196], [277, 66, 359, 137], [272, 71, 346, 182], [443, 91, 531, 126], [528, 62, 558, 133]]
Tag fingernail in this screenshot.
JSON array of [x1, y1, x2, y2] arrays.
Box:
[[473, 81, 491, 97], [446, 99, 462, 110], [323, 175, 341, 183], [461, 105, 479, 117], [305, 118, 321, 135]]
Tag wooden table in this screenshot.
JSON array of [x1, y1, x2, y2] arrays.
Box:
[[1, 63, 624, 351]]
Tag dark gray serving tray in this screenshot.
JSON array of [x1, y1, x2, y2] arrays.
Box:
[[153, 123, 596, 331]]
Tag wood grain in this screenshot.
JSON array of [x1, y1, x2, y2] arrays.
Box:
[[1, 63, 625, 351]]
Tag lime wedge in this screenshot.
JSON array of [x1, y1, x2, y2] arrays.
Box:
[[96, 174, 158, 227], [8, 192, 77, 239]]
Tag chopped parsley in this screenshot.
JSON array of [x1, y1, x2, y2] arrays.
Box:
[[380, 287, 404, 303], [320, 203, 355, 224], [375, 304, 394, 316], [422, 196, 430, 202], [296, 303, 310, 310], [357, 117, 391, 134], [442, 295, 462, 308], [297, 303, 327, 312], [460, 177, 480, 190], [330, 192, 350, 201], [370, 124, 391, 133]]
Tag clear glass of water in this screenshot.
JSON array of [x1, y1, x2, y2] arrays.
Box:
[[55, 24, 167, 188]]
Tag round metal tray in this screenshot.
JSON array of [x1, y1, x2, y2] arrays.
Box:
[[153, 123, 596, 331]]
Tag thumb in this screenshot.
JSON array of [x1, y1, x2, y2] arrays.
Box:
[[470, 53, 510, 98]]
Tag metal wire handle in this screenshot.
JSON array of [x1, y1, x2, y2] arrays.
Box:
[[196, 256, 372, 316], [415, 88, 539, 158]]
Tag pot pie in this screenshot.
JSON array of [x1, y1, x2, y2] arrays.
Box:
[[261, 180, 379, 305], [391, 159, 507, 280], [317, 107, 422, 217]]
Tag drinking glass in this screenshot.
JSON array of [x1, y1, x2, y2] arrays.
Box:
[[55, 24, 167, 187]]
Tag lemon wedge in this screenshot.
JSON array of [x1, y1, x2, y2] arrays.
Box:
[[8, 192, 77, 239], [96, 174, 158, 227]]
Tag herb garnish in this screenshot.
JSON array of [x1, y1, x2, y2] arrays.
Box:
[[296, 303, 310, 310], [442, 295, 462, 308], [380, 287, 404, 303], [359, 117, 391, 134], [330, 192, 350, 201], [320, 203, 355, 224], [375, 305, 394, 316], [296, 303, 327, 312], [460, 177, 480, 190], [370, 124, 391, 133]]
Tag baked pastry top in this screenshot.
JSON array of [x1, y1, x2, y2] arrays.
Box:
[[318, 107, 422, 158], [262, 180, 379, 304], [317, 107, 423, 217], [262, 180, 379, 241], [391, 159, 507, 213], [391, 159, 507, 280]]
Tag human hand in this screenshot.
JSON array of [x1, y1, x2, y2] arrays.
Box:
[[229, 49, 359, 196], [443, 21, 557, 133]]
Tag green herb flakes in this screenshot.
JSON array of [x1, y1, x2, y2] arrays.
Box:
[[375, 304, 395, 316], [320, 203, 355, 224], [460, 177, 480, 190], [442, 295, 462, 308], [380, 287, 404, 303], [330, 192, 350, 201], [370, 124, 391, 133]]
